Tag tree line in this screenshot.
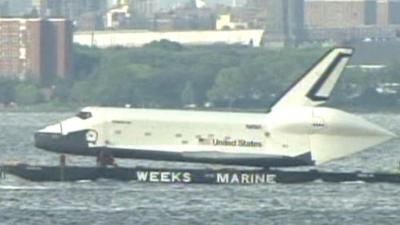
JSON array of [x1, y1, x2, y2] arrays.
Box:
[[0, 40, 399, 111]]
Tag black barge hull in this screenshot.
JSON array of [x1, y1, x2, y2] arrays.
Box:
[[2, 164, 400, 184]]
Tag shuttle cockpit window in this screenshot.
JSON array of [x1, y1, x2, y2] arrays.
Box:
[[76, 111, 92, 120]]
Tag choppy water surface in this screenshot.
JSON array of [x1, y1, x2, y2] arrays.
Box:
[[0, 112, 399, 225]]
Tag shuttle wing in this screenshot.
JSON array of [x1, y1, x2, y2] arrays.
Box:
[[270, 48, 354, 111]]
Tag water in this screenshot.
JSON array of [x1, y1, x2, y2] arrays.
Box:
[[0, 112, 400, 225]]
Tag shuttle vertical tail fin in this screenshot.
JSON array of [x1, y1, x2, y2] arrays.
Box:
[[270, 48, 354, 111]]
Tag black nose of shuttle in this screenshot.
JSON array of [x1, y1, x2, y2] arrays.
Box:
[[34, 130, 91, 156], [34, 132, 62, 152]]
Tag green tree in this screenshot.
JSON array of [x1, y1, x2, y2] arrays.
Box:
[[53, 78, 73, 102], [0, 77, 16, 104], [207, 67, 245, 106], [181, 82, 195, 106], [70, 80, 95, 104], [64, 44, 400, 110], [92, 64, 156, 106], [15, 83, 41, 105], [74, 45, 101, 81]]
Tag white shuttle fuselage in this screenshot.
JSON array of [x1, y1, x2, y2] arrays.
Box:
[[34, 48, 396, 167]]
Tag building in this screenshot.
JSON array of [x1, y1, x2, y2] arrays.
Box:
[[47, 0, 107, 19], [131, 0, 158, 18], [241, 0, 268, 29], [106, 1, 131, 29], [128, 0, 160, 29], [195, 0, 207, 8], [240, 0, 304, 47], [304, 0, 400, 42], [50, 19, 74, 79], [377, 0, 390, 25], [0, 1, 9, 17], [0, 18, 73, 80], [32, 0, 48, 17], [305, 0, 400, 28], [216, 14, 248, 30], [388, 0, 400, 24], [46, 0, 107, 30], [150, 3, 217, 31], [171, 7, 216, 30], [229, 0, 400, 46], [305, 0, 366, 28]]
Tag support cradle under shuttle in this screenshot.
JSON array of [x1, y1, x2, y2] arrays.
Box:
[[34, 48, 396, 168]]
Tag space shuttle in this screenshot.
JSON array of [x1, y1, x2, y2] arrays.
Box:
[[34, 48, 396, 168]]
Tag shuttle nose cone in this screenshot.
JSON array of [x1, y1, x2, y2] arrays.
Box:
[[377, 127, 397, 140], [34, 123, 63, 151], [34, 132, 42, 149], [353, 119, 396, 141], [37, 123, 62, 134], [34, 132, 62, 151], [34, 129, 90, 155]]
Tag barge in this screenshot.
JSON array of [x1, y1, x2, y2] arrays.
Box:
[[2, 164, 400, 184]]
